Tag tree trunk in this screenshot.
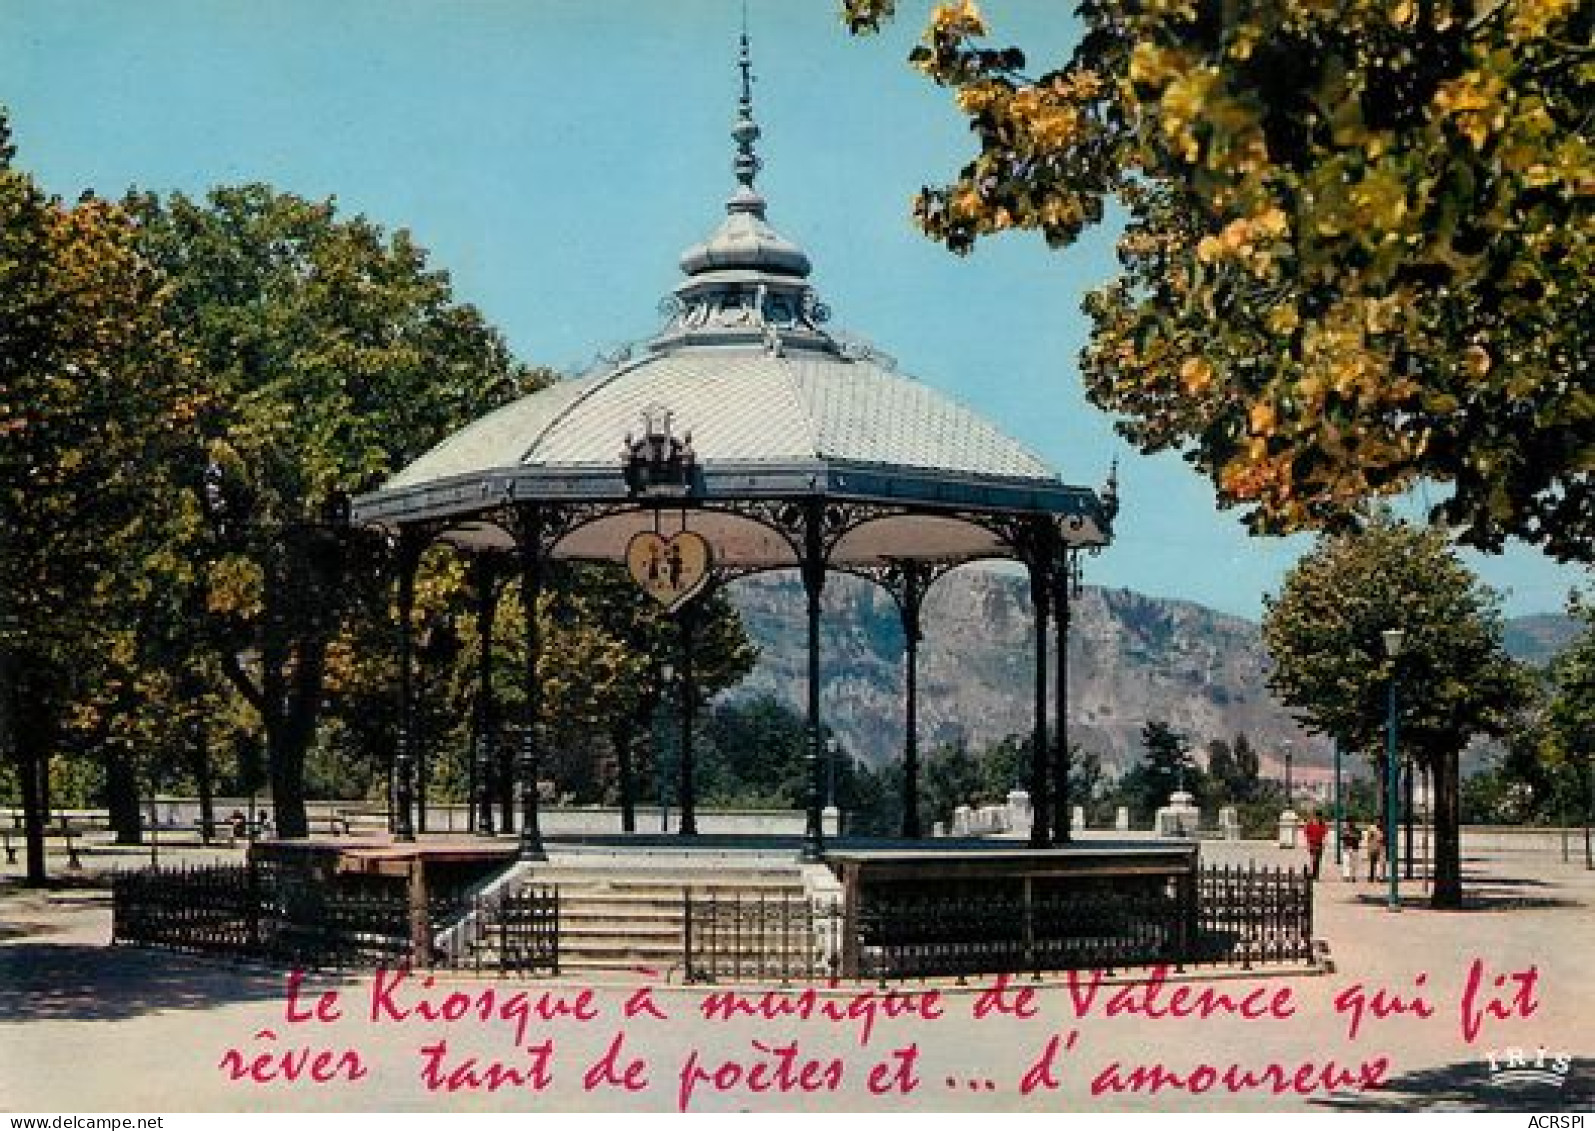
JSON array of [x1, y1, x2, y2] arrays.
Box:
[[17, 742, 48, 887], [611, 721, 637, 833], [267, 728, 307, 838], [0, 637, 46, 885], [263, 636, 329, 840], [105, 750, 143, 845], [192, 720, 215, 844], [1431, 749, 1463, 909], [497, 733, 515, 833]]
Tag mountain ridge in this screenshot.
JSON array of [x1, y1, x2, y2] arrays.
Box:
[[723, 568, 1573, 779]]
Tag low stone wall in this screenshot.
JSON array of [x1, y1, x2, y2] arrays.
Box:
[[1460, 825, 1593, 853], [61, 799, 823, 839], [535, 806, 823, 837]]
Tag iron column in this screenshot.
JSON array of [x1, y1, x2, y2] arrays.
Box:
[[1381, 628, 1405, 911]]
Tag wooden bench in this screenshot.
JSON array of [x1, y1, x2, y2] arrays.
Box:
[[202, 812, 354, 842], [1, 822, 87, 868]]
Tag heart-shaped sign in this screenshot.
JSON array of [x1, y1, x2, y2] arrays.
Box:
[[626, 530, 713, 611]]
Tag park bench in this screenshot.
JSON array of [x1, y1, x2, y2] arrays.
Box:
[[195, 811, 354, 843], [2, 819, 91, 869]]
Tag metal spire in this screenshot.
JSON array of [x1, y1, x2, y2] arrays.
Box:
[[730, 27, 764, 213]]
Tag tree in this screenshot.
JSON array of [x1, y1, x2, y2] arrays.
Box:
[[1116, 720, 1203, 821], [920, 737, 984, 830], [1, 113, 199, 882], [127, 185, 541, 837], [577, 570, 756, 828], [1261, 514, 1526, 906], [1207, 732, 1263, 803], [844, 1, 1594, 561], [701, 695, 811, 808], [1544, 592, 1595, 863]]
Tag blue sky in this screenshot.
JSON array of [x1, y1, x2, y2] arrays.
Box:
[[4, 0, 1586, 620]]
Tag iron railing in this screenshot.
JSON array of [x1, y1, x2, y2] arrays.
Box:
[[1195, 862, 1315, 968], [115, 861, 1311, 982], [497, 886, 561, 976], [432, 882, 562, 976], [111, 863, 266, 958], [685, 864, 1314, 984], [111, 862, 561, 974], [852, 880, 1193, 980], [683, 890, 844, 984], [112, 862, 410, 968]]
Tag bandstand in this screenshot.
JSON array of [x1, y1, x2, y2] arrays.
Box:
[[351, 33, 1118, 866], [111, 37, 1321, 985]]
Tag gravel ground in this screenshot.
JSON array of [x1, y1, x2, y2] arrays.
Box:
[[1, 836, 1590, 1113]]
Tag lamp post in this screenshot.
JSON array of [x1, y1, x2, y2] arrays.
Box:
[[825, 737, 838, 809], [1332, 737, 1343, 866], [1277, 738, 1299, 850], [1403, 751, 1416, 880], [1575, 751, 1594, 870], [1381, 628, 1405, 912], [657, 662, 674, 834]]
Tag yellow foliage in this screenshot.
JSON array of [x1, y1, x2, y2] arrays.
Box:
[[1433, 70, 1509, 151], [1160, 67, 1220, 163], [1179, 355, 1214, 393], [1508, 0, 1582, 39], [930, 0, 985, 37]]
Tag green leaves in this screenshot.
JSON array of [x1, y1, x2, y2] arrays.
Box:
[[845, 0, 1595, 561], [1260, 514, 1524, 764], [1260, 513, 1529, 904], [1544, 592, 1595, 768]]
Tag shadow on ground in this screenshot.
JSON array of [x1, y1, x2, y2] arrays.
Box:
[[1347, 871, 1586, 913], [0, 943, 297, 1023], [1311, 1057, 1592, 1112]]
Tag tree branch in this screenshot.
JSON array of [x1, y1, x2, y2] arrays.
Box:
[[219, 649, 266, 716]]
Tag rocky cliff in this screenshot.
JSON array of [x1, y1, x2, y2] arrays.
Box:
[[724, 568, 1571, 779]]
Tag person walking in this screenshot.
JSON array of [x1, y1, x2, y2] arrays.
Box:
[[1364, 821, 1386, 883], [1341, 820, 1361, 881], [1303, 811, 1329, 880]]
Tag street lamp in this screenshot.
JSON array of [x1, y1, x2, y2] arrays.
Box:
[[1284, 739, 1294, 806], [657, 662, 674, 833], [1381, 628, 1405, 912], [825, 737, 838, 810], [1332, 737, 1344, 866]]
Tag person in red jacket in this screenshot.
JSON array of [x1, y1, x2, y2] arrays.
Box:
[[1303, 811, 1329, 880]]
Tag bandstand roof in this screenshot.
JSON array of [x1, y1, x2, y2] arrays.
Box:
[[352, 34, 1115, 571]]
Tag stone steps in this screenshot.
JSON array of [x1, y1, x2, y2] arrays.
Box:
[[465, 858, 812, 975]]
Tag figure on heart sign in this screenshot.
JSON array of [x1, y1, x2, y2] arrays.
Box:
[[627, 530, 713, 610]]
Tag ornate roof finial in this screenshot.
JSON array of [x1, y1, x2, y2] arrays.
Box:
[[1100, 457, 1121, 524], [730, 26, 764, 214], [657, 15, 830, 354]]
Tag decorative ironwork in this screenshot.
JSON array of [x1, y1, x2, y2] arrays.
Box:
[[713, 498, 807, 561], [680, 865, 1316, 984], [498, 886, 561, 974], [840, 559, 959, 624], [1195, 863, 1315, 969], [1099, 457, 1120, 527], [854, 879, 1193, 981], [622, 407, 698, 497], [112, 863, 411, 969], [684, 890, 844, 984], [112, 862, 566, 974], [832, 330, 897, 370], [626, 529, 714, 610], [115, 861, 1311, 981], [818, 501, 907, 559]]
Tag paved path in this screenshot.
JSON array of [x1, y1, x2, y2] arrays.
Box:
[[2, 839, 1590, 1113]]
